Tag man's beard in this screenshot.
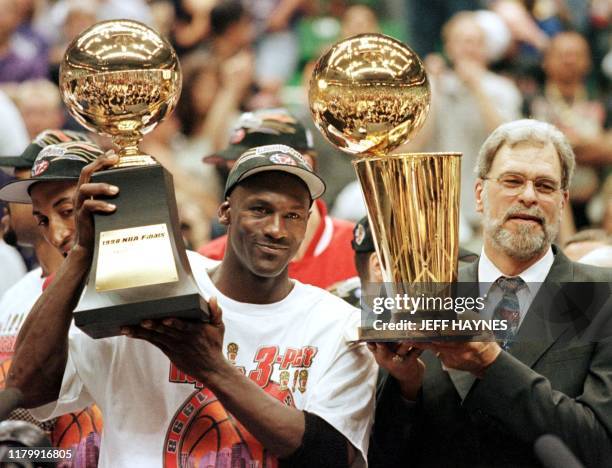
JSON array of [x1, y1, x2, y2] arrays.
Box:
[[483, 198, 558, 261]]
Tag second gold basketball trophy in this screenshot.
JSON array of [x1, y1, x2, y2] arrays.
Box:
[[309, 34, 461, 340]]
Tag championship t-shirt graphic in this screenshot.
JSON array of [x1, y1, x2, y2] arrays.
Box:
[[164, 343, 318, 468]]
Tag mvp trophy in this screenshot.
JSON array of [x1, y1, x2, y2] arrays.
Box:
[[60, 20, 208, 338], [309, 34, 461, 340]]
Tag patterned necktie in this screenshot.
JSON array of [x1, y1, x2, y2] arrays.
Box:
[[492, 276, 525, 350]]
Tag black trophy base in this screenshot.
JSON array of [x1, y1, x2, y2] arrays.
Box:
[[74, 162, 209, 339], [74, 292, 209, 339]]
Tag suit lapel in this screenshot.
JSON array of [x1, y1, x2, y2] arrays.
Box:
[[510, 248, 575, 367], [448, 247, 575, 398]]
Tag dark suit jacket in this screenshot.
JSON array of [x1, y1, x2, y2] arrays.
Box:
[[369, 247, 612, 468]]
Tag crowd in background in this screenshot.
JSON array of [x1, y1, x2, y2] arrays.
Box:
[[0, 0, 610, 281]]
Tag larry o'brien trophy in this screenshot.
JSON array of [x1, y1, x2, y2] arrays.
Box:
[[60, 20, 208, 338], [309, 34, 461, 341]]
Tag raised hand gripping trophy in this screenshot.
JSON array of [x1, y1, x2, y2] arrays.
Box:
[[61, 20, 208, 338], [309, 34, 461, 340]]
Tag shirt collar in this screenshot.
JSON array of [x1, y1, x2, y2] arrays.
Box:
[[478, 246, 554, 294]]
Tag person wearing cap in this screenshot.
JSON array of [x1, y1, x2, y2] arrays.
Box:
[[0, 140, 104, 464], [329, 216, 382, 307], [0, 132, 97, 396], [200, 108, 358, 290], [0, 129, 94, 277], [0, 130, 95, 363], [8, 144, 377, 467], [0, 131, 96, 356]]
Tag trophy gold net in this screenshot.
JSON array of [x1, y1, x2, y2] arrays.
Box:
[[309, 34, 461, 340]]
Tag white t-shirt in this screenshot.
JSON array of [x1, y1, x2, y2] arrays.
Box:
[[0, 267, 43, 362], [0, 241, 27, 301], [33, 252, 377, 467]]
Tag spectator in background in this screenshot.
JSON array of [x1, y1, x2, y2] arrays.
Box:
[[13, 80, 65, 139], [174, 51, 252, 209], [328, 216, 382, 308], [0, 0, 48, 83], [48, 2, 97, 81], [209, 1, 255, 62], [177, 51, 252, 166], [171, 0, 214, 54], [340, 3, 380, 38], [404, 0, 480, 58], [529, 31, 612, 229], [564, 228, 611, 261], [141, 113, 219, 249], [421, 11, 522, 236], [0, 90, 29, 159], [244, 0, 304, 99], [301, 5, 381, 210], [149, 0, 176, 40]]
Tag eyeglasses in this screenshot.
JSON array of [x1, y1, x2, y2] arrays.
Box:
[[482, 173, 562, 196]]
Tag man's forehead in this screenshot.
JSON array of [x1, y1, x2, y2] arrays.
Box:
[[492, 141, 561, 175], [233, 174, 310, 203], [550, 34, 589, 54], [30, 181, 77, 204]]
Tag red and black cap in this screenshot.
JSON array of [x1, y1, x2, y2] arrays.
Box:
[[224, 144, 325, 199], [0, 129, 94, 170], [0, 141, 103, 203], [204, 108, 314, 164], [352, 216, 375, 253]]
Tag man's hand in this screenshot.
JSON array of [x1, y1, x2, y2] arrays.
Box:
[[368, 342, 425, 400], [73, 152, 119, 256], [414, 340, 501, 378], [120, 297, 229, 384]]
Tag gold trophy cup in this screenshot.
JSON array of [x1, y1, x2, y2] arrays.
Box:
[[309, 34, 461, 340], [61, 20, 208, 338]]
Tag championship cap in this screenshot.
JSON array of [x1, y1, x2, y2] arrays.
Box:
[[0, 129, 94, 170], [0, 141, 103, 203], [352, 216, 376, 253], [224, 144, 325, 199], [204, 108, 315, 164]]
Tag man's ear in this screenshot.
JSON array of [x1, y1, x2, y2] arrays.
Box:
[[475, 178, 484, 214], [369, 251, 383, 283], [561, 189, 569, 212], [218, 200, 231, 226]]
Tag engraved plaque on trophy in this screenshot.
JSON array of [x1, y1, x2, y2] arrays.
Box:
[[60, 20, 208, 338]]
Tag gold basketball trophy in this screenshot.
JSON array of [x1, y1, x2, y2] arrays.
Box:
[[60, 20, 208, 338], [309, 34, 461, 340]]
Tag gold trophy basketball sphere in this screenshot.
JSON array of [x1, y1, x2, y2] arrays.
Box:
[[309, 34, 462, 340], [60, 19, 181, 165], [61, 20, 208, 338]]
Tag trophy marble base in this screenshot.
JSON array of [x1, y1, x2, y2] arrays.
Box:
[[74, 163, 209, 339]]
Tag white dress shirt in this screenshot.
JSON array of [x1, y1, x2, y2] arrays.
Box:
[[478, 246, 554, 327]]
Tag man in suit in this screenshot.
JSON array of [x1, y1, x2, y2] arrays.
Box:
[[369, 119, 612, 467]]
